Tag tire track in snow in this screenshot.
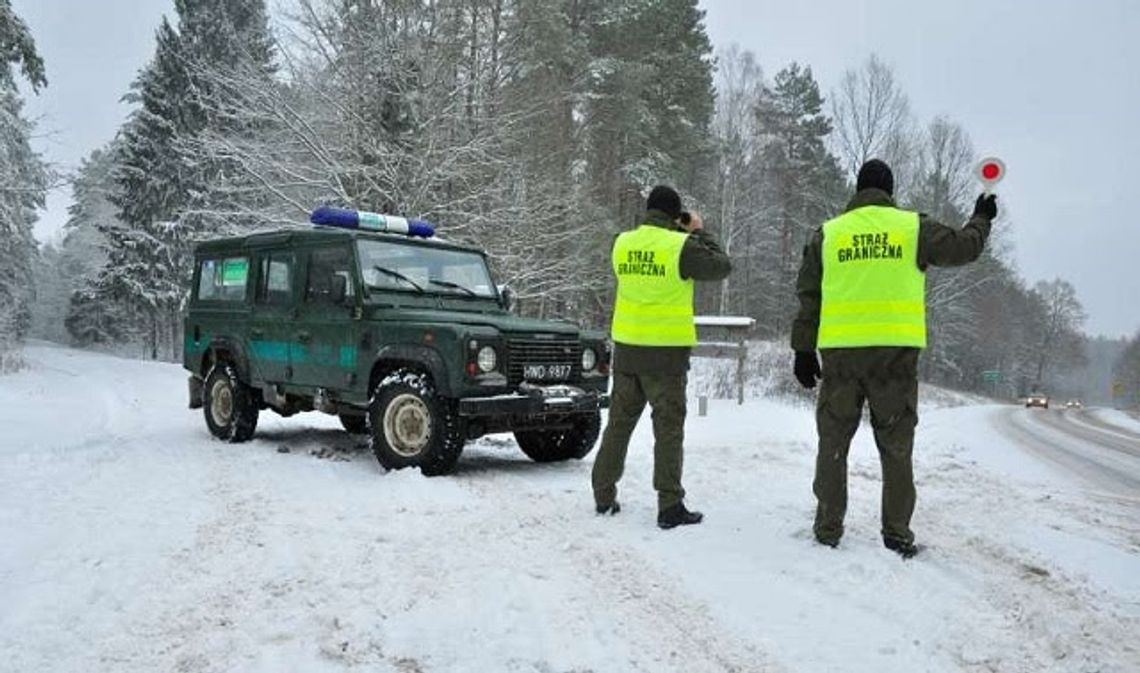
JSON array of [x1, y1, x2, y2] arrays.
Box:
[[991, 408, 1140, 496], [1068, 409, 1140, 446]]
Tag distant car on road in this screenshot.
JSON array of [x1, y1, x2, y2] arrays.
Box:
[[1065, 399, 1083, 409], [1026, 393, 1049, 409]]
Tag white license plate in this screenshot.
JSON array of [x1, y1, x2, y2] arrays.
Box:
[[523, 363, 572, 380]]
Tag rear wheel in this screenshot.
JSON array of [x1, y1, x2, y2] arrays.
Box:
[[514, 412, 601, 463], [369, 369, 464, 476], [203, 363, 259, 442], [339, 412, 368, 435]]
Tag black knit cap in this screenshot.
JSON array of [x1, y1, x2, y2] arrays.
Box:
[[856, 159, 894, 196], [646, 185, 683, 218]]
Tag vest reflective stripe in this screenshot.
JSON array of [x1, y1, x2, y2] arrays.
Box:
[[818, 206, 926, 349], [610, 225, 696, 346]]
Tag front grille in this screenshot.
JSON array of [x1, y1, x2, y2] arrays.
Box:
[[506, 335, 581, 385]]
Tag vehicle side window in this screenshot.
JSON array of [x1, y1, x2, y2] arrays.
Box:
[[305, 247, 355, 304], [256, 252, 293, 305], [197, 256, 250, 302]]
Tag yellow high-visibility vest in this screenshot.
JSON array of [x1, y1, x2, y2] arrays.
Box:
[[818, 206, 927, 349], [610, 225, 696, 346]]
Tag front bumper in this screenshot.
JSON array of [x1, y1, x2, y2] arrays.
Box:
[[458, 383, 610, 417]]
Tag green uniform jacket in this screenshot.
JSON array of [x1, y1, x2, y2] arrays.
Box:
[[791, 188, 992, 377], [613, 209, 733, 374]]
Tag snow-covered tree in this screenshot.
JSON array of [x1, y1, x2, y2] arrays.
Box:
[[92, 0, 275, 360], [40, 145, 126, 346], [709, 46, 769, 316], [829, 54, 916, 187], [1029, 278, 1087, 385], [753, 62, 846, 335], [1114, 332, 1140, 408], [0, 0, 48, 369], [830, 54, 918, 199]]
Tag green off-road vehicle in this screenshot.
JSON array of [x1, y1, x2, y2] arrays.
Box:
[[183, 211, 610, 475]]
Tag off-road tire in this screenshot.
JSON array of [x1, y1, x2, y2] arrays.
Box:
[[203, 363, 259, 442], [514, 412, 601, 463], [339, 412, 369, 435], [369, 369, 464, 476]]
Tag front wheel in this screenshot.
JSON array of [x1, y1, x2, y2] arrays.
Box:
[[203, 363, 259, 442], [514, 412, 601, 463], [368, 370, 464, 476]]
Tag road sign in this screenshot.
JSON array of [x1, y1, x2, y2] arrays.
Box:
[[982, 370, 1001, 383], [977, 157, 1006, 194]]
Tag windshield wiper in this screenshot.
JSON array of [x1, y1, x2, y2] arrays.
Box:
[[428, 279, 478, 297], [369, 265, 424, 292]]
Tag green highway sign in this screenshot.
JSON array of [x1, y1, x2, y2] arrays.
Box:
[[981, 370, 1001, 383]]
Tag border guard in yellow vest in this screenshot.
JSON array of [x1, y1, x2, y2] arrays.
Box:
[[593, 185, 732, 529], [791, 159, 997, 557]]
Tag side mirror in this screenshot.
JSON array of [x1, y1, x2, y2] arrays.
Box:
[[330, 274, 348, 304], [499, 286, 514, 312]]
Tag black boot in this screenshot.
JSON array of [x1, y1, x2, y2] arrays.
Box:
[[883, 537, 920, 559], [596, 501, 621, 516], [657, 503, 703, 530]]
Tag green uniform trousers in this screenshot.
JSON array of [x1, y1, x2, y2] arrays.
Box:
[[592, 371, 687, 511], [813, 373, 919, 545]]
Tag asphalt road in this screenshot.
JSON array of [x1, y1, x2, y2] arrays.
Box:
[[993, 406, 1140, 497]]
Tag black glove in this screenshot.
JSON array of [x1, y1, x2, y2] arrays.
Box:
[[973, 194, 998, 221], [794, 351, 820, 389]]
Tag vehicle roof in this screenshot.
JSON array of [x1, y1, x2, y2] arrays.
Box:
[[193, 226, 482, 256]]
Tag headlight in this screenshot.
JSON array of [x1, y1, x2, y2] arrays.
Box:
[[477, 345, 498, 372], [581, 347, 597, 371]]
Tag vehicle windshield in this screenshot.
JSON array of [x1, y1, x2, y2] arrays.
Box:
[[357, 239, 497, 299]]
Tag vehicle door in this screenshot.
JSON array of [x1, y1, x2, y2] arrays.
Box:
[[292, 245, 360, 390], [249, 248, 296, 384], [187, 253, 253, 370]]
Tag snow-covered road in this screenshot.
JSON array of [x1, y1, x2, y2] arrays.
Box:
[[1, 345, 1137, 673], [991, 407, 1140, 496]]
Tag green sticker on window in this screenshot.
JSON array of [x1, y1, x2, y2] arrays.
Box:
[[222, 258, 248, 286]]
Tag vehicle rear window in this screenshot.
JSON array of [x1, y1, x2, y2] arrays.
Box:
[[197, 256, 250, 302]]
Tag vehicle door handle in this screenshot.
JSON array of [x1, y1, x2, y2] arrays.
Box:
[[297, 331, 312, 343], [251, 328, 265, 338]]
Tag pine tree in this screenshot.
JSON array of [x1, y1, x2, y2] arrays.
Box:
[[99, 0, 275, 359], [54, 145, 127, 346], [754, 62, 846, 335], [576, 0, 716, 322], [0, 0, 48, 365]]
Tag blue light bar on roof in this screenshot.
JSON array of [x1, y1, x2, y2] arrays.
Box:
[[310, 206, 435, 238]]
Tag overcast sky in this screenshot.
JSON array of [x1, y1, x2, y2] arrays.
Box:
[[701, 0, 1139, 338], [14, 0, 1140, 337]]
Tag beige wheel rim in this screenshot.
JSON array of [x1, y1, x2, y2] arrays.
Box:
[[382, 393, 431, 457], [210, 378, 234, 427]]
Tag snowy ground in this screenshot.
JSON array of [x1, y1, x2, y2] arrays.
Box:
[[1, 344, 1137, 673]]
